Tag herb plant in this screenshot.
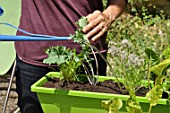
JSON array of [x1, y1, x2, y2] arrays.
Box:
[[43, 17, 100, 85], [43, 46, 83, 82], [108, 39, 146, 113], [70, 17, 99, 85]]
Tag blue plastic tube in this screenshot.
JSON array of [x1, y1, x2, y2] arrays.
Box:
[[0, 6, 4, 16], [0, 22, 72, 41], [0, 35, 71, 41]]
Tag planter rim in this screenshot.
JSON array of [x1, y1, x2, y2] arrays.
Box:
[[31, 72, 168, 105]]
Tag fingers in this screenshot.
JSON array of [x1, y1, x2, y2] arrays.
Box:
[[87, 25, 108, 41], [83, 10, 103, 33], [86, 10, 101, 22], [82, 10, 112, 42]]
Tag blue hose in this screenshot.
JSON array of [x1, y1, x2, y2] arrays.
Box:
[[0, 6, 4, 16], [0, 35, 71, 41], [0, 22, 72, 41]]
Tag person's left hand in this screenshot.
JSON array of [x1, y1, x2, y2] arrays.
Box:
[[82, 10, 113, 42]]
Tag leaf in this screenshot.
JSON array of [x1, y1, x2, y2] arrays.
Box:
[[150, 58, 170, 77], [43, 56, 59, 65], [102, 98, 123, 113], [45, 46, 67, 55], [74, 57, 80, 62], [146, 85, 163, 106], [77, 16, 88, 28], [161, 46, 170, 59], [43, 46, 73, 65], [165, 69, 170, 83], [145, 48, 160, 65], [126, 96, 143, 113]]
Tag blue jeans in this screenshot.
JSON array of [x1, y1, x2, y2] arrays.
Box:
[[15, 56, 53, 113]]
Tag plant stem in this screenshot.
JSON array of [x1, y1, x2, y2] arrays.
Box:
[[84, 36, 99, 77], [81, 35, 99, 85], [84, 55, 95, 85], [148, 105, 152, 113], [147, 59, 151, 90], [89, 45, 99, 85], [82, 62, 93, 85], [90, 44, 123, 92]]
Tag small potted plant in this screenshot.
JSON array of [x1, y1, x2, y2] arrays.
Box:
[[31, 17, 170, 113]]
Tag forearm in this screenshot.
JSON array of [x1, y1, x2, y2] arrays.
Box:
[[102, 0, 127, 22]]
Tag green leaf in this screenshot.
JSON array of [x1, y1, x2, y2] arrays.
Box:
[[126, 96, 143, 113], [45, 46, 67, 55], [77, 16, 88, 28], [145, 48, 160, 65], [74, 57, 80, 62], [102, 98, 123, 113], [165, 69, 170, 83], [146, 85, 163, 106], [150, 58, 170, 77], [43, 56, 57, 65], [43, 55, 66, 65], [43, 46, 73, 65], [161, 46, 170, 59]]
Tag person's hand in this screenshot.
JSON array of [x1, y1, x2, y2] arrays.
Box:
[[82, 10, 113, 42]]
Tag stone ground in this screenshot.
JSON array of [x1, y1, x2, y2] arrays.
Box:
[[0, 73, 20, 113]]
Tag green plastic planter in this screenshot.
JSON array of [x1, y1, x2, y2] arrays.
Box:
[[31, 72, 170, 113]]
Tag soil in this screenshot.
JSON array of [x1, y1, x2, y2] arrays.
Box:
[[43, 77, 150, 97]]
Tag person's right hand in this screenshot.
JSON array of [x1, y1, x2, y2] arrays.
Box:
[[82, 10, 113, 42]]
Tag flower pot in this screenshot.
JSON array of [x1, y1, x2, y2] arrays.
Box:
[[31, 72, 170, 113]]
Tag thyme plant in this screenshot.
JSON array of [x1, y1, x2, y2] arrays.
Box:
[[112, 39, 146, 113]]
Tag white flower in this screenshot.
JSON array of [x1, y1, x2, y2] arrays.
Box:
[[121, 39, 129, 45], [158, 30, 163, 36], [128, 54, 144, 67], [167, 22, 170, 27], [108, 46, 120, 56], [120, 51, 127, 60]]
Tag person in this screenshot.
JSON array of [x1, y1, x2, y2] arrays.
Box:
[[15, 0, 128, 113]]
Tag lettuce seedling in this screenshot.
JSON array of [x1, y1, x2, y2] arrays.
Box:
[[43, 46, 83, 82]]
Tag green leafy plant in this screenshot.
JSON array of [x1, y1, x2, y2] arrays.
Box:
[[43, 46, 83, 82], [43, 17, 100, 85], [70, 16, 99, 85], [145, 47, 170, 113]]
